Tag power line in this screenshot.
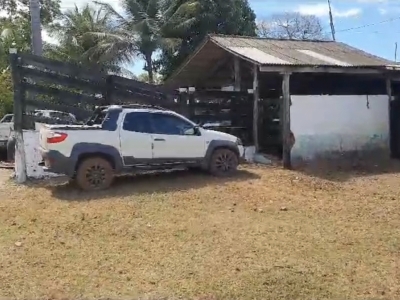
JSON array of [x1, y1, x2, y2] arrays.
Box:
[[336, 16, 400, 33]]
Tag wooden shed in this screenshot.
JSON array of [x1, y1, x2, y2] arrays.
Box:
[[166, 34, 400, 167]]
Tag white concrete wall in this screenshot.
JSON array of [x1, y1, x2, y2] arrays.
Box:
[[291, 95, 389, 160], [23, 130, 60, 178]]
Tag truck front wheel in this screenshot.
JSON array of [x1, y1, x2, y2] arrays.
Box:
[[75, 157, 114, 191], [209, 148, 239, 177]]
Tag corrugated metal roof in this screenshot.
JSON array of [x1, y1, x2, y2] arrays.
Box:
[[210, 35, 394, 67]]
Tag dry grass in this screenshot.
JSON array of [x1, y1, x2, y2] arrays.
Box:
[[0, 161, 400, 300]]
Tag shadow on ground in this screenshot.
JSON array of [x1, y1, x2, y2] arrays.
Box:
[[293, 153, 400, 182], [38, 169, 260, 201]]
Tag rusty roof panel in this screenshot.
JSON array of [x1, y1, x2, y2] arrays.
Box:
[[210, 35, 394, 67]]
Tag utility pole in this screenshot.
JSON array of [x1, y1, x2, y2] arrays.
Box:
[[29, 0, 43, 55], [328, 0, 336, 41], [395, 42, 398, 62]]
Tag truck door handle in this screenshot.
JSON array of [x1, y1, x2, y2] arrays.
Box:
[[154, 138, 165, 141]]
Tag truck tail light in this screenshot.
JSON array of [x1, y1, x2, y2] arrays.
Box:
[[47, 132, 68, 144]]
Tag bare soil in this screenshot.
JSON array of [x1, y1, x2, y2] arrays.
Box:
[[0, 161, 399, 299]]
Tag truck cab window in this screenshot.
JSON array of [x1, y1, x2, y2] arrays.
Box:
[[123, 112, 153, 133]]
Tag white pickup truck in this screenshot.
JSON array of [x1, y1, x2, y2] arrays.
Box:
[[0, 114, 13, 150], [39, 104, 245, 191]]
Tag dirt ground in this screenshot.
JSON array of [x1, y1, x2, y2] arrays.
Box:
[[0, 160, 400, 299]]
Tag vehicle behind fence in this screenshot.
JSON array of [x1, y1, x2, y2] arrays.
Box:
[[10, 52, 254, 145]]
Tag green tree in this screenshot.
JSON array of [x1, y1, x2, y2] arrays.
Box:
[[44, 4, 125, 74], [257, 13, 327, 40], [0, 0, 61, 25], [0, 71, 13, 117], [0, 0, 61, 47], [137, 72, 162, 84], [157, 0, 256, 78], [92, 0, 199, 83], [0, 18, 32, 71], [0, 0, 61, 70]]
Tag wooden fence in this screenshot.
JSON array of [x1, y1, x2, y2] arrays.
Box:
[[10, 52, 255, 143], [9, 52, 256, 181], [10, 52, 177, 125]]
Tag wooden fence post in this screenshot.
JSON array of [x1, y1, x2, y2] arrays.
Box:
[[10, 49, 27, 183], [252, 64, 259, 151], [188, 88, 195, 120], [178, 87, 188, 117], [386, 77, 393, 157], [105, 75, 113, 105], [282, 72, 292, 169]]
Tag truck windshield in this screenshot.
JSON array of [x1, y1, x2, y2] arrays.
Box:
[[0, 115, 12, 123]]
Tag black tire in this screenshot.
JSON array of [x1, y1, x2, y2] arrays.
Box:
[[209, 148, 239, 177], [75, 157, 114, 191]]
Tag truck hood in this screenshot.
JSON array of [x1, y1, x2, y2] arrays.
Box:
[[202, 128, 238, 142]]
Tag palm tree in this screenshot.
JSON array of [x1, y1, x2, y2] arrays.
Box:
[[44, 4, 126, 74], [92, 0, 199, 83]]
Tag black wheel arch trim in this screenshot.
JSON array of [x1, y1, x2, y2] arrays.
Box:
[[71, 143, 123, 174], [202, 140, 240, 168]]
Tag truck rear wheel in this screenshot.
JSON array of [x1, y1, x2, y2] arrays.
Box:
[[209, 148, 238, 177], [75, 157, 114, 191]]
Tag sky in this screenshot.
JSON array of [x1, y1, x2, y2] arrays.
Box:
[[44, 0, 400, 75]]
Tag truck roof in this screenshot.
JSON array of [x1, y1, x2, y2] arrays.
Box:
[[97, 103, 172, 113]]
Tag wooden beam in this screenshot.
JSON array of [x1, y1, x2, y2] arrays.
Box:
[[253, 64, 259, 151], [386, 77, 393, 101], [19, 52, 105, 82], [234, 56, 241, 91], [282, 72, 292, 169], [260, 65, 386, 74]]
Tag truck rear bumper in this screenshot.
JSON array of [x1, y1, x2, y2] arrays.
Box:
[[39, 148, 74, 177]]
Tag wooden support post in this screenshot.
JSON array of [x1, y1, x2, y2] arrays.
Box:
[[188, 90, 195, 120], [178, 88, 188, 117], [386, 77, 393, 157], [10, 49, 27, 183], [234, 56, 241, 91], [104, 76, 113, 105], [386, 78, 392, 102], [252, 64, 259, 151], [282, 72, 291, 169]]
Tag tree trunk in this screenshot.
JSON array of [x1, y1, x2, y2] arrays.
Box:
[[145, 53, 154, 84], [29, 0, 43, 56]]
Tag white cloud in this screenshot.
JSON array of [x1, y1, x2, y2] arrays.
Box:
[[59, 0, 123, 13], [42, 29, 58, 45], [335, 8, 362, 18], [296, 3, 362, 18], [379, 8, 387, 14], [356, 0, 386, 3]]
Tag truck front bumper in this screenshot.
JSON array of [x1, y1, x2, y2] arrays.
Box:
[[238, 145, 246, 164]]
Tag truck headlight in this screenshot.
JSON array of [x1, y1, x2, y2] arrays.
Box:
[[236, 138, 243, 145]]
